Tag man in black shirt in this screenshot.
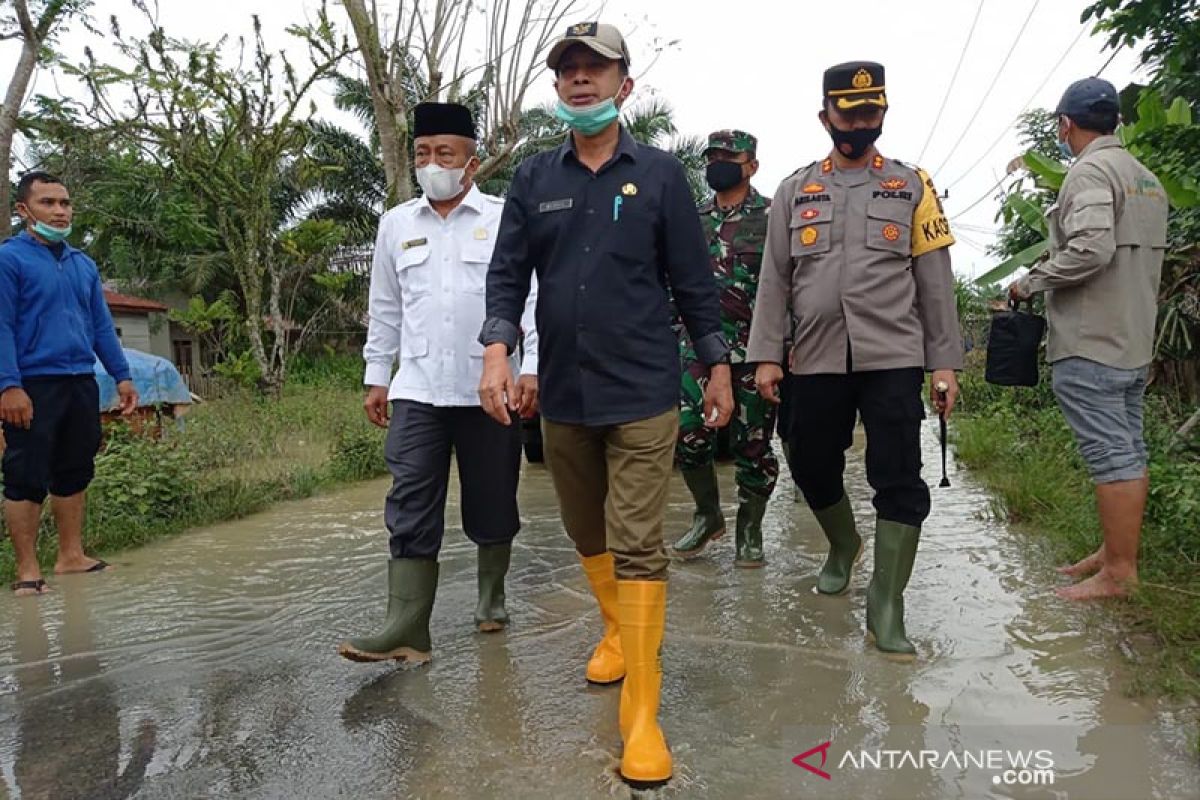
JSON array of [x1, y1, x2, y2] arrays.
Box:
[[478, 22, 732, 790]]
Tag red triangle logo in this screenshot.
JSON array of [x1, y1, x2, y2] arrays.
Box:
[[792, 741, 833, 780]]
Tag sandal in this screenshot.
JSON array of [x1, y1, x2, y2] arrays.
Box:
[[11, 578, 48, 595], [58, 559, 110, 575]]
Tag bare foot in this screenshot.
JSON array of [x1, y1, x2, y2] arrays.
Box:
[[54, 557, 111, 575], [1056, 571, 1136, 602], [1056, 548, 1104, 578]]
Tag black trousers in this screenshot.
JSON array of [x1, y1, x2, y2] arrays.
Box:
[[784, 368, 930, 527], [384, 400, 523, 559], [2, 375, 102, 504]]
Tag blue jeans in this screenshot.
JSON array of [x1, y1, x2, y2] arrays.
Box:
[[1051, 357, 1149, 484]]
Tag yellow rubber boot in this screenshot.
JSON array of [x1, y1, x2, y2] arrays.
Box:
[[617, 580, 672, 789], [579, 552, 625, 684]]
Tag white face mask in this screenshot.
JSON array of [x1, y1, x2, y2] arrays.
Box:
[[416, 164, 467, 202]]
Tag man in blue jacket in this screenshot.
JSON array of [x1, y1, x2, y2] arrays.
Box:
[[0, 172, 138, 596]]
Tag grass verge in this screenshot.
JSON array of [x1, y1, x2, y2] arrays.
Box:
[[1, 361, 386, 583], [954, 356, 1200, 706]]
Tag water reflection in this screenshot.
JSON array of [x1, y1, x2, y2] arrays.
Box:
[[0, 430, 1193, 798], [9, 580, 156, 800]]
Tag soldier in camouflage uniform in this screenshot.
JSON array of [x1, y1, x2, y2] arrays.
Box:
[[673, 129, 779, 568]]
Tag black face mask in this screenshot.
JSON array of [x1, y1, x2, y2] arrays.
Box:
[[828, 123, 883, 160], [706, 161, 746, 192]]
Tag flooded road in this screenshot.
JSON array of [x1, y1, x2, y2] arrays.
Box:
[[1, 425, 1197, 799]]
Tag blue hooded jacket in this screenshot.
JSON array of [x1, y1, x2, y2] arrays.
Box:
[[0, 231, 131, 392]]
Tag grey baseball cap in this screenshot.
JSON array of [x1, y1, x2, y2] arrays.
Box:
[[1055, 77, 1120, 117]]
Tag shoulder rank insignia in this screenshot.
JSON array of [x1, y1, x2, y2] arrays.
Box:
[[872, 155, 885, 170], [821, 158, 833, 175]]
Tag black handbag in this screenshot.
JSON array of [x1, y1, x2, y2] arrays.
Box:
[[985, 299, 1047, 387]]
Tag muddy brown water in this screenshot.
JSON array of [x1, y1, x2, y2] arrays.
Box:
[[1, 425, 1197, 799]]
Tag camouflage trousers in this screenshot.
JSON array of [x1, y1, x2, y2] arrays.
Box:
[[677, 360, 779, 498]]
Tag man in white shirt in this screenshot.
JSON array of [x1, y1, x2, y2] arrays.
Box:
[[338, 103, 538, 665]]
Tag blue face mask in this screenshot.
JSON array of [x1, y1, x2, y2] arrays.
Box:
[[31, 219, 72, 243], [1057, 139, 1074, 160], [555, 92, 622, 136]]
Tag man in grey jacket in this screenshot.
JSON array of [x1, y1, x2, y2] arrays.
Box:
[[1010, 77, 1169, 601]]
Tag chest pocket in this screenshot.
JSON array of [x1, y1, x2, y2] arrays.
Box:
[[865, 203, 912, 257], [730, 218, 767, 272], [790, 200, 833, 258], [459, 239, 492, 293], [733, 241, 763, 272], [396, 244, 433, 296], [611, 196, 658, 261]]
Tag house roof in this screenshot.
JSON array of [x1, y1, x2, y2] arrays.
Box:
[[104, 289, 168, 315]]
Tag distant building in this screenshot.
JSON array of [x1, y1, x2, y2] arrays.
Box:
[[103, 289, 202, 378]]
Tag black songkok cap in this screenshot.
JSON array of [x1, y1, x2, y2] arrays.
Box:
[[413, 102, 476, 139]]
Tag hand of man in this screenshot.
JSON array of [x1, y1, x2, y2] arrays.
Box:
[[702, 363, 735, 429], [1007, 278, 1032, 302], [117, 380, 139, 416], [364, 385, 390, 429], [930, 370, 960, 419], [755, 363, 784, 405], [0, 387, 33, 429], [479, 344, 516, 425], [515, 374, 539, 419]]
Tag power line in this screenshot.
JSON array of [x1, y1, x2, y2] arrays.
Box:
[[954, 231, 992, 255], [949, 172, 1010, 221], [931, 0, 1043, 179], [1095, 44, 1124, 77], [917, 0, 987, 163], [943, 24, 1086, 191]]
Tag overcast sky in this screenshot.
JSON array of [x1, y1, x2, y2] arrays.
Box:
[[2, 0, 1148, 279]]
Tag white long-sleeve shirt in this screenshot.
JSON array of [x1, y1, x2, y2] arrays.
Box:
[[363, 185, 538, 406]]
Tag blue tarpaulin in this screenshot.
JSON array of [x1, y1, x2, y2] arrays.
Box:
[[93, 349, 192, 412]]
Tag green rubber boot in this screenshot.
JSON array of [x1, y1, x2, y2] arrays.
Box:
[[671, 464, 725, 558], [474, 542, 511, 633], [813, 494, 863, 595], [734, 487, 768, 568], [866, 518, 921, 660], [338, 558, 438, 665]]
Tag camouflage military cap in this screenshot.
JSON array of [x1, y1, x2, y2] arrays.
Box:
[[705, 129, 758, 156]]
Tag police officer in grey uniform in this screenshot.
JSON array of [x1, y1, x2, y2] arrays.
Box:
[[748, 61, 963, 660], [1010, 77, 1169, 602]]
